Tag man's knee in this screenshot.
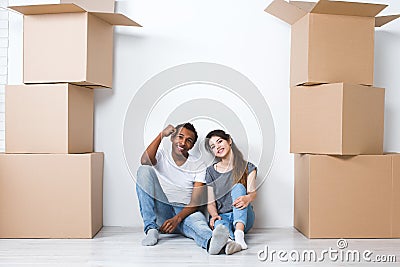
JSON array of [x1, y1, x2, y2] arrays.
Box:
[[185, 211, 207, 224], [136, 165, 157, 188]]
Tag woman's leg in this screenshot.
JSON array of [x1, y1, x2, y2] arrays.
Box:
[[244, 205, 255, 233], [208, 213, 231, 254], [213, 213, 234, 239], [231, 183, 248, 229], [231, 183, 249, 249]]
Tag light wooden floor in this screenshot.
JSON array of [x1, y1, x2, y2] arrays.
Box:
[[0, 227, 399, 266]]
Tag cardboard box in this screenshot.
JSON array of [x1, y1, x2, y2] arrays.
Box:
[[265, 0, 400, 86], [0, 153, 104, 238], [9, 4, 141, 88], [9, 0, 115, 13], [6, 83, 94, 154], [294, 154, 400, 238], [290, 83, 384, 155], [393, 156, 400, 237]]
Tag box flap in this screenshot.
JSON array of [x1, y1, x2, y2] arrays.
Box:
[[8, 3, 86, 15], [265, 0, 308, 25], [8, 3, 142, 27], [375, 15, 400, 27], [91, 12, 142, 27], [310, 0, 387, 17], [289, 1, 317, 13]]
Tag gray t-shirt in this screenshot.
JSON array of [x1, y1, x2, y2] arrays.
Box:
[[205, 162, 257, 214]]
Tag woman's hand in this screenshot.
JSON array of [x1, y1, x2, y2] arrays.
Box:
[[209, 215, 221, 230], [232, 195, 251, 210]]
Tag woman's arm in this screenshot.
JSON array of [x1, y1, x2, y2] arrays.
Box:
[[246, 169, 257, 202], [207, 186, 221, 229]]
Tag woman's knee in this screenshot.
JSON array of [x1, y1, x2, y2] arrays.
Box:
[[231, 183, 246, 200]]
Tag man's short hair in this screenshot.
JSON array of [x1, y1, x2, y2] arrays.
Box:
[[173, 122, 198, 145]]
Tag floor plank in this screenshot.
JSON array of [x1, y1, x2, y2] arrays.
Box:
[[0, 227, 399, 266]]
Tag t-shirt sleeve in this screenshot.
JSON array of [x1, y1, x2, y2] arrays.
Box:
[[195, 168, 206, 184], [205, 167, 213, 185], [154, 149, 163, 166], [247, 162, 257, 174]]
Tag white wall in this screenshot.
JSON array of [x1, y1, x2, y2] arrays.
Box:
[[8, 0, 400, 228]]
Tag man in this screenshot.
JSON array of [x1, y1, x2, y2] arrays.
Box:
[[136, 123, 232, 254]]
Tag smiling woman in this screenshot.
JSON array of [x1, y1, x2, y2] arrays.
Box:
[[204, 129, 258, 254]]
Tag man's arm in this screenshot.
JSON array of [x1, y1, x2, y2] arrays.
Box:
[[140, 125, 175, 165], [159, 181, 205, 233]]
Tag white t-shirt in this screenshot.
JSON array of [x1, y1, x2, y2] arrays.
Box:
[[154, 148, 206, 205]]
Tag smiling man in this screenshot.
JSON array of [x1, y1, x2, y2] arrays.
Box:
[[136, 123, 230, 254]]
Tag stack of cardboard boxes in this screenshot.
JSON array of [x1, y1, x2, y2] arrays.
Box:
[[0, 0, 140, 238], [266, 0, 400, 238]]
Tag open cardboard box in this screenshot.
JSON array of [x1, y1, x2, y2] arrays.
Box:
[[265, 0, 400, 86], [294, 153, 400, 238], [9, 4, 142, 88], [0, 153, 104, 238], [6, 83, 94, 154], [9, 0, 115, 13], [290, 83, 384, 155]]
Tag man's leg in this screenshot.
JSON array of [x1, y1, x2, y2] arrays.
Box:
[[174, 208, 211, 248], [176, 208, 229, 254], [136, 165, 174, 245]]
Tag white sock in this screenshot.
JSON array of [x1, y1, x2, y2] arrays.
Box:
[[142, 228, 159, 246], [234, 230, 247, 250], [225, 239, 242, 255]]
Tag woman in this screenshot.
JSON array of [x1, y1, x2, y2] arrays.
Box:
[[204, 129, 257, 255]]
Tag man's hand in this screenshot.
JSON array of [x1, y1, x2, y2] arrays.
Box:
[[160, 215, 182, 233], [162, 124, 175, 138], [209, 215, 221, 230], [141, 125, 175, 165], [232, 195, 251, 210]]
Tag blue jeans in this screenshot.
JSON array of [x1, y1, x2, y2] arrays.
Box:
[[214, 183, 255, 240], [135, 165, 212, 249]]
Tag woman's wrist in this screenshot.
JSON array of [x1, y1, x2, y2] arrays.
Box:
[[247, 192, 256, 202]]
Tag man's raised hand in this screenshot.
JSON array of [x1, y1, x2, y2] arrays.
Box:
[[162, 124, 176, 138]]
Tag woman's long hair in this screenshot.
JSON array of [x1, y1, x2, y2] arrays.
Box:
[[205, 130, 248, 187]]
